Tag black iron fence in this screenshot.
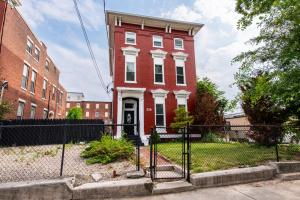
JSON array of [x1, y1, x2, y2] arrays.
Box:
[[0, 121, 141, 183], [149, 124, 300, 181]]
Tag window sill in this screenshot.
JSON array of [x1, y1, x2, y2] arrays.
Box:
[[42, 98, 47, 101], [175, 47, 184, 50], [154, 82, 165, 85], [153, 46, 163, 48], [125, 81, 137, 84], [33, 58, 39, 63], [125, 42, 136, 45], [176, 83, 187, 86], [21, 87, 27, 91], [25, 50, 32, 55], [30, 92, 35, 95]]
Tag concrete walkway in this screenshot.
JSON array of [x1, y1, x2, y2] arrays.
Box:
[[122, 180, 300, 200]]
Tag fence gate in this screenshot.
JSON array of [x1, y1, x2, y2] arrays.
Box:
[[149, 126, 191, 181]]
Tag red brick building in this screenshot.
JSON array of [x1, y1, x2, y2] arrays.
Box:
[[66, 92, 112, 123], [106, 11, 203, 144], [0, 1, 66, 119]]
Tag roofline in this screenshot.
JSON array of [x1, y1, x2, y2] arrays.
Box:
[[106, 10, 204, 29]]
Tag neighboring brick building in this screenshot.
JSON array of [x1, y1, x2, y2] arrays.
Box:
[[0, 1, 66, 119], [66, 92, 112, 123], [106, 11, 203, 144]]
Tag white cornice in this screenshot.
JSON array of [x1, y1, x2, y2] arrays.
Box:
[[121, 46, 140, 56], [150, 49, 167, 59], [151, 89, 169, 99], [172, 52, 188, 61], [173, 90, 191, 99]]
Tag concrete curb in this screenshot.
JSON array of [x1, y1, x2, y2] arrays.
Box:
[[72, 178, 153, 199], [190, 165, 276, 188], [0, 178, 73, 200]]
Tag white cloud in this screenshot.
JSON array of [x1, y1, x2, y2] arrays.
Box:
[[18, 0, 103, 30], [163, 0, 259, 112]]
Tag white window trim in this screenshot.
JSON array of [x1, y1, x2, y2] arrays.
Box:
[[31, 103, 37, 107], [122, 46, 140, 84], [150, 49, 167, 85], [125, 32, 136, 45], [23, 60, 31, 67], [18, 98, 26, 103], [172, 52, 188, 86], [176, 65, 186, 86], [21, 63, 30, 91], [26, 37, 33, 54], [174, 38, 184, 50], [125, 61, 137, 83], [151, 89, 168, 129], [153, 35, 163, 48], [33, 46, 40, 62], [174, 90, 191, 111]]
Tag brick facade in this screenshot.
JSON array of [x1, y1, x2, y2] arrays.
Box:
[[107, 11, 203, 143], [0, 2, 66, 119], [66, 101, 112, 123]]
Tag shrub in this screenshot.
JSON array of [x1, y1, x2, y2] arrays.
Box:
[[67, 107, 83, 120], [0, 101, 11, 120], [80, 135, 134, 164], [170, 106, 194, 130], [201, 132, 223, 143]]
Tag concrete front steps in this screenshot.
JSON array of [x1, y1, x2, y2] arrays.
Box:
[[279, 172, 300, 181], [271, 161, 300, 182], [152, 180, 194, 195]]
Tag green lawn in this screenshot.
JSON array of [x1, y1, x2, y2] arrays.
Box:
[[157, 142, 300, 173]]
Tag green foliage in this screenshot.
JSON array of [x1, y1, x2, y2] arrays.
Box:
[[0, 102, 11, 120], [150, 130, 160, 144], [194, 78, 228, 125], [67, 107, 83, 120], [233, 0, 300, 125], [201, 132, 223, 143], [170, 107, 194, 130], [80, 135, 134, 164]]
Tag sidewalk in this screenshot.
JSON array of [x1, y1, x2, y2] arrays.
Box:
[[123, 180, 300, 200]]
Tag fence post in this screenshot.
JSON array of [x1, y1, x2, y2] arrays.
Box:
[[187, 123, 191, 182], [149, 128, 153, 180], [136, 121, 140, 171], [60, 124, 67, 176], [275, 127, 280, 162]]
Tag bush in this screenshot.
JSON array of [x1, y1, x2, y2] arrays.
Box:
[[80, 135, 134, 164], [0, 101, 11, 120], [201, 132, 223, 143], [67, 107, 83, 120]]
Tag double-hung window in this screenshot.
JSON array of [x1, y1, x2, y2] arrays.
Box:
[[43, 109, 48, 119], [42, 79, 47, 99], [155, 103, 165, 126], [17, 101, 25, 119], [125, 32, 136, 45], [30, 104, 36, 119], [95, 112, 100, 118], [34, 47, 40, 61], [21, 63, 29, 89], [175, 58, 186, 85], [174, 38, 184, 50], [125, 61, 136, 82], [153, 35, 163, 48], [26, 39, 33, 54], [30, 70, 37, 93], [154, 61, 164, 84], [45, 60, 49, 71]]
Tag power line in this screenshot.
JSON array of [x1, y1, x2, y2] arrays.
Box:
[[73, 0, 109, 95]]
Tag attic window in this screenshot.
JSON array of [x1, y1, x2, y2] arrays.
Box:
[[153, 35, 163, 48], [174, 38, 184, 50], [125, 32, 136, 45]]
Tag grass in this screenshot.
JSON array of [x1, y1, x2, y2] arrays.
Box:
[[157, 142, 300, 173]]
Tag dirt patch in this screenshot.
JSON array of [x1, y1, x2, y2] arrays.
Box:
[[0, 144, 135, 183]]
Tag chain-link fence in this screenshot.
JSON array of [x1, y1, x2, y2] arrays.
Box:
[[0, 122, 141, 183], [149, 125, 300, 180]]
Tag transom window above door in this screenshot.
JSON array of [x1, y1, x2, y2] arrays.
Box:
[[153, 35, 163, 48], [125, 103, 134, 109], [125, 32, 136, 45]]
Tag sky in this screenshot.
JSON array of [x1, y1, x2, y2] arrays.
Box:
[[18, 0, 259, 109]]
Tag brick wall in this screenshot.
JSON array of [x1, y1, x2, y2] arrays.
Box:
[[112, 23, 197, 134], [66, 101, 112, 123], [0, 2, 66, 119]]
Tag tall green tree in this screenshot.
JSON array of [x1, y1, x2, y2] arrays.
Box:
[[233, 0, 300, 124], [170, 106, 194, 130]]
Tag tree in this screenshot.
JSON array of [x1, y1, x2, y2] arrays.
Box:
[[233, 0, 300, 125], [239, 73, 290, 145], [0, 101, 11, 120], [170, 106, 194, 130], [194, 78, 228, 125], [67, 107, 83, 120]]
